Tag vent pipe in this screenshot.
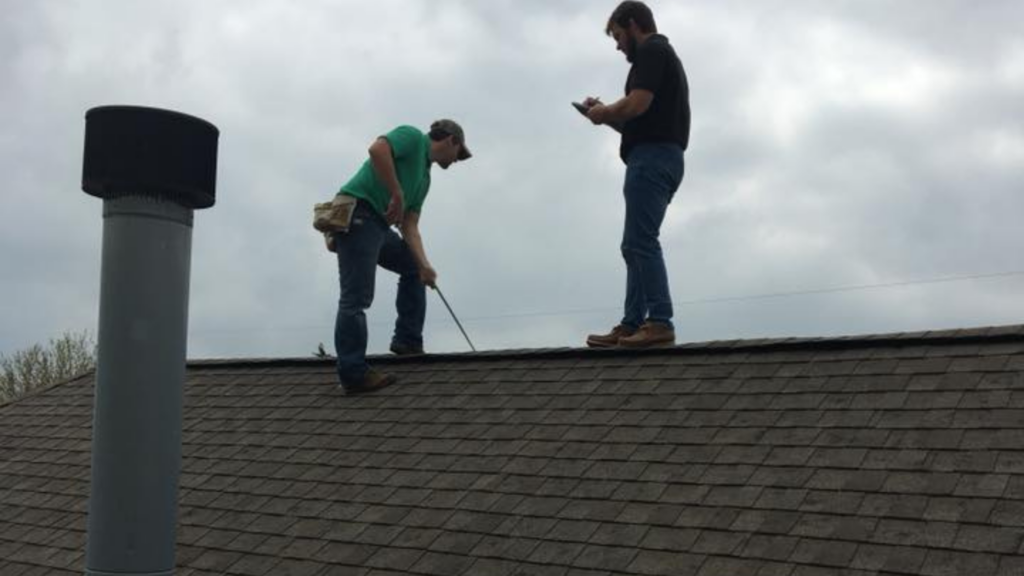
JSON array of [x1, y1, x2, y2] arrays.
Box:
[[82, 106, 218, 576]]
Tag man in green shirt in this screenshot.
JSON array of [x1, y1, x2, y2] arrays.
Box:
[[332, 120, 471, 394]]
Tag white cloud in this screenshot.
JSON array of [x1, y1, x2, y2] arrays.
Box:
[[997, 40, 1024, 88], [982, 130, 1024, 167]]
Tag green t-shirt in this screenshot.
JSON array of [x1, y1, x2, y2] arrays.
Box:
[[338, 125, 432, 217]]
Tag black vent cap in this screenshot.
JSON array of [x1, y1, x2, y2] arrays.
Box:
[[82, 106, 219, 209]]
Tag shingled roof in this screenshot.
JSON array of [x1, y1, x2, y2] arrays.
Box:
[[3, 325, 1024, 575]]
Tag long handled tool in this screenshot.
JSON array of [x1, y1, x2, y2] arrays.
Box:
[[433, 285, 476, 352]]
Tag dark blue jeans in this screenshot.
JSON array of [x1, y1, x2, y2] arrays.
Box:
[[333, 201, 425, 385], [621, 143, 685, 330]]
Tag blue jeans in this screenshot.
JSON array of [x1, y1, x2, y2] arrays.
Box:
[[621, 143, 684, 330], [333, 201, 425, 385]]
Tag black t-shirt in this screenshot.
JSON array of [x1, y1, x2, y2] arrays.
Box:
[[621, 34, 690, 161]]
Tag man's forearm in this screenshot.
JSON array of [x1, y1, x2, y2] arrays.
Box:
[[603, 100, 635, 123], [401, 225, 431, 270], [602, 90, 653, 124], [603, 98, 633, 123]]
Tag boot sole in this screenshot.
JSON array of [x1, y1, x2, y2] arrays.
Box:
[[618, 340, 676, 349], [343, 375, 396, 395]]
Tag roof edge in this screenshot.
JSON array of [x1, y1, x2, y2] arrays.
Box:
[[0, 368, 97, 407], [185, 323, 1024, 369]]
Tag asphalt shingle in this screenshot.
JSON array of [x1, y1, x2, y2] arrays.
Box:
[[2, 326, 1024, 575]]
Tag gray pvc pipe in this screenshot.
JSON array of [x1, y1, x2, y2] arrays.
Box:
[[86, 195, 193, 576]]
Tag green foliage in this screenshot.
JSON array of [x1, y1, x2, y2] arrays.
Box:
[[0, 331, 96, 403]]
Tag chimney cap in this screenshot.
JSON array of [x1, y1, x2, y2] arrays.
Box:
[[82, 105, 219, 209]]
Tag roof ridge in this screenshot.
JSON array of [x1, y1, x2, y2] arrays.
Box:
[[183, 323, 1024, 368]]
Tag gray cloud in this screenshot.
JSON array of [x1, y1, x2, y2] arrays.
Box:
[[2, 0, 1023, 359]]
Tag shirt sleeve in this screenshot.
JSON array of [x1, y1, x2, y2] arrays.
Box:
[[630, 40, 668, 94], [384, 125, 422, 160]]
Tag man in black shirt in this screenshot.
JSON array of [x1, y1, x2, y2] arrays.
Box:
[[584, 0, 691, 349]]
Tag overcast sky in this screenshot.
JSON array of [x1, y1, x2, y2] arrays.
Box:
[[3, 0, 1023, 360]]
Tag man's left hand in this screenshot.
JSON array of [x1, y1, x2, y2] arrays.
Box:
[[386, 192, 405, 226]]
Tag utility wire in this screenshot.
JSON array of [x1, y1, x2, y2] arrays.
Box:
[[188, 269, 1024, 334], [455, 269, 1024, 323]]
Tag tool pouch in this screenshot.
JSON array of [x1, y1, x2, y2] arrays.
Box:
[[314, 195, 358, 252], [313, 194, 357, 233]]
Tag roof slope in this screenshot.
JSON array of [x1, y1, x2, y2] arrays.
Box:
[[2, 326, 1024, 575]]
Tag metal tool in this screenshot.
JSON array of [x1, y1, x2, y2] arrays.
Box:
[[434, 285, 476, 352]]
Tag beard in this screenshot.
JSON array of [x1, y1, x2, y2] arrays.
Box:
[[625, 35, 638, 63]]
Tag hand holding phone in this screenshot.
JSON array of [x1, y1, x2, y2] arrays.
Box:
[[572, 99, 623, 133]]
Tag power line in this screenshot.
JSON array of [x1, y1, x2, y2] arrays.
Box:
[[679, 269, 1024, 305], [188, 269, 1024, 335], [454, 270, 1024, 323]]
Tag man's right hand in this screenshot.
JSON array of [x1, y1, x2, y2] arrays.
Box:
[[584, 96, 603, 108], [386, 192, 404, 225], [419, 265, 437, 289]]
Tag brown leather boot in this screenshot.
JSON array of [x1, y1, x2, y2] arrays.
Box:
[[390, 341, 424, 356], [586, 324, 637, 348], [343, 369, 396, 395], [618, 322, 675, 348]]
